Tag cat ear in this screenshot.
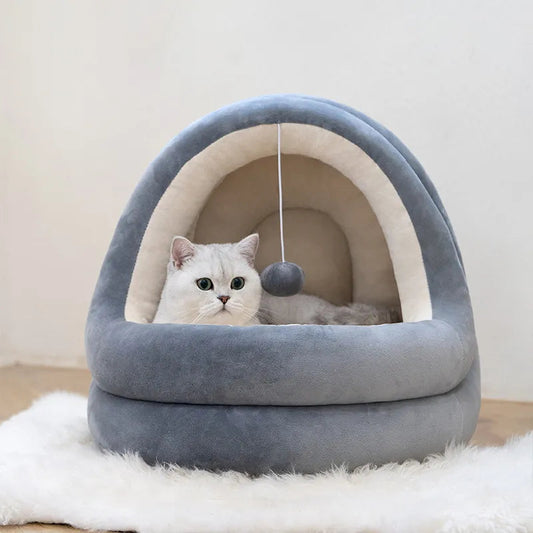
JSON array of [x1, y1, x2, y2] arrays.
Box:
[[171, 236, 195, 268], [236, 233, 259, 266]]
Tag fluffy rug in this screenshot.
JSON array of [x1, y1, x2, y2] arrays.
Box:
[[0, 393, 532, 533]]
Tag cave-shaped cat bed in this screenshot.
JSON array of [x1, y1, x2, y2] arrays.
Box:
[[87, 95, 480, 474]]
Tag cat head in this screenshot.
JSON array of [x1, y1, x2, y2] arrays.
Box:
[[159, 233, 261, 325]]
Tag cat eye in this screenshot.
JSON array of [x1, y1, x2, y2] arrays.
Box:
[[196, 278, 213, 291], [230, 277, 245, 290]]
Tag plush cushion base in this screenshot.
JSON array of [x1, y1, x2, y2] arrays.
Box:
[[88, 360, 479, 475]]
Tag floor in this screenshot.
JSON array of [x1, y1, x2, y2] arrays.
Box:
[[1, 364, 532, 533]]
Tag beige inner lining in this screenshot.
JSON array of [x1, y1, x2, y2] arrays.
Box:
[[124, 124, 432, 324]]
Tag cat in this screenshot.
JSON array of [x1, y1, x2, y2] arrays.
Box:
[[153, 233, 400, 326], [153, 234, 262, 326]]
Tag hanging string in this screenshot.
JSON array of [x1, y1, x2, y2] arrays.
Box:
[[277, 123, 286, 262]]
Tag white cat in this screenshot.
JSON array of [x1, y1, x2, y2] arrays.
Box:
[[153, 234, 262, 326], [153, 234, 400, 326]]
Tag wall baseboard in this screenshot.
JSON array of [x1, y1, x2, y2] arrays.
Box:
[[0, 353, 87, 369]]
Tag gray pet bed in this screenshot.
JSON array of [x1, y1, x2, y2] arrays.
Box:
[[86, 94, 480, 474]]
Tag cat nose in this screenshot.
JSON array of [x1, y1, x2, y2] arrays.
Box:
[[218, 295, 230, 305]]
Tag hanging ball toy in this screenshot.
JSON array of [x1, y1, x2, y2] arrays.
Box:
[[261, 260, 304, 297], [260, 123, 305, 297]]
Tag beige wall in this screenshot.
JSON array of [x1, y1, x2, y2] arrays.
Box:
[[1, 0, 532, 400]]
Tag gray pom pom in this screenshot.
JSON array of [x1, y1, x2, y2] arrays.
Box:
[[260, 262, 305, 297]]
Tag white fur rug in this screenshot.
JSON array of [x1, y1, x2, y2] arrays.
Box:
[[0, 393, 532, 533]]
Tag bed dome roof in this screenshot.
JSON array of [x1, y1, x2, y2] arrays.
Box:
[[121, 95, 465, 325]]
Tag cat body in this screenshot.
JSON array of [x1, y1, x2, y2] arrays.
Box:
[[153, 234, 399, 326], [260, 292, 398, 325]]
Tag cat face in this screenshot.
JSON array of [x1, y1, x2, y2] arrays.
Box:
[[159, 234, 262, 325]]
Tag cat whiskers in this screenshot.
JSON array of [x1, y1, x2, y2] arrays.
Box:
[[239, 304, 272, 324], [192, 301, 223, 324], [223, 301, 259, 324]]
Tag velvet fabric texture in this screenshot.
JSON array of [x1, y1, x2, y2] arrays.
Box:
[[86, 95, 480, 474]]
